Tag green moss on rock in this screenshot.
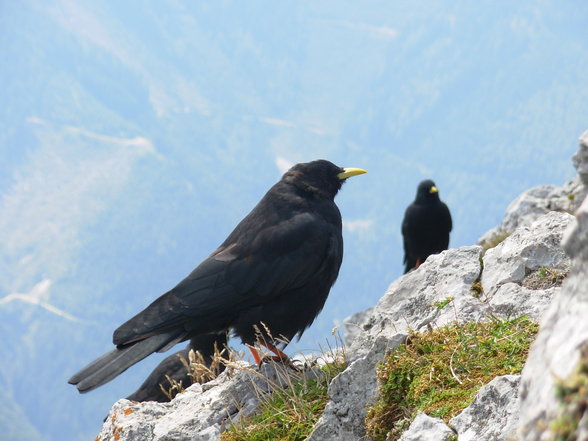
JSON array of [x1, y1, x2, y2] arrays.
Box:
[[365, 317, 539, 441]]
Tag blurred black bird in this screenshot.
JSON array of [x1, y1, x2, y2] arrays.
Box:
[[69, 160, 366, 393], [126, 331, 227, 402], [402, 179, 452, 274]]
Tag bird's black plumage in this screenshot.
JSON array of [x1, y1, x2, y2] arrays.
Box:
[[126, 332, 227, 402], [69, 160, 366, 393], [401, 179, 452, 274]]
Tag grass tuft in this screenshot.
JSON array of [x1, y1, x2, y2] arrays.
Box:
[[162, 342, 240, 400], [221, 355, 347, 441], [365, 316, 539, 441], [222, 330, 347, 441]]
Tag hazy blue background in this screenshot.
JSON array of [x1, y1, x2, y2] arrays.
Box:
[[1, 1, 587, 440]]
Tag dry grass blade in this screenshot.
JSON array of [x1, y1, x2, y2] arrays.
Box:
[[160, 342, 241, 400]]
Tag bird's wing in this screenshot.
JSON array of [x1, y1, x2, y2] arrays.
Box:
[[114, 211, 341, 345], [401, 204, 416, 236], [442, 202, 453, 232], [401, 204, 418, 263]]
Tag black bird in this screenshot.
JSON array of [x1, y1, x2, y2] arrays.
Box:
[[126, 332, 227, 402], [69, 160, 366, 393], [402, 179, 452, 274]]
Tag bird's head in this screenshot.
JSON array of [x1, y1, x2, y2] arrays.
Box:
[[416, 179, 441, 201], [283, 160, 367, 199]]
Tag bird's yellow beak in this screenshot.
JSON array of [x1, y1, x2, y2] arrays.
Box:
[[338, 168, 367, 180], [429, 186, 439, 194]]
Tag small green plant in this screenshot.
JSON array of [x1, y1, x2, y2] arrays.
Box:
[[434, 296, 454, 310], [365, 317, 539, 441], [549, 342, 588, 441]]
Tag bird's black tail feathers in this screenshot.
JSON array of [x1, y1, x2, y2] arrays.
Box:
[[68, 330, 184, 393]]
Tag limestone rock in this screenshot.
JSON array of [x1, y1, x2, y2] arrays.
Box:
[[481, 211, 573, 297], [95, 207, 576, 441], [573, 130, 588, 186], [486, 282, 558, 322], [343, 306, 374, 348], [518, 194, 588, 441], [563, 190, 588, 262], [307, 334, 407, 441], [97, 361, 318, 441], [450, 375, 520, 441], [398, 413, 454, 441], [347, 246, 485, 360]]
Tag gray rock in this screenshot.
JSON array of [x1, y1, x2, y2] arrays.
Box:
[[450, 375, 520, 441], [347, 246, 485, 360], [573, 130, 588, 186], [477, 180, 580, 248], [577, 413, 588, 441], [481, 211, 573, 297], [487, 282, 558, 322], [518, 193, 588, 441], [307, 334, 407, 441], [97, 361, 319, 441], [398, 412, 454, 441], [99, 399, 167, 441], [563, 190, 588, 262], [343, 306, 374, 347]]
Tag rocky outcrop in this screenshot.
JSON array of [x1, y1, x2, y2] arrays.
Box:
[[477, 179, 580, 248], [481, 211, 572, 296], [518, 191, 588, 441], [95, 131, 588, 441], [450, 375, 521, 441], [324, 211, 572, 441], [97, 361, 321, 441], [346, 245, 484, 360]]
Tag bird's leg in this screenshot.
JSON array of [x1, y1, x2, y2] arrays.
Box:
[[259, 341, 302, 371], [415, 257, 422, 269], [247, 344, 264, 365], [247, 341, 300, 371], [259, 340, 289, 361], [246, 341, 289, 364]]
